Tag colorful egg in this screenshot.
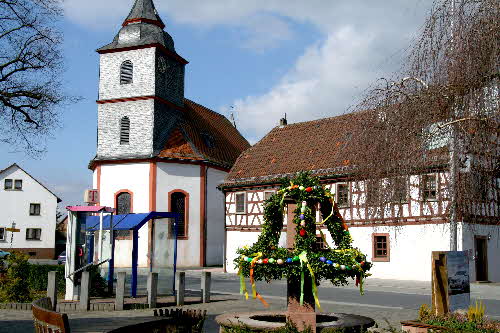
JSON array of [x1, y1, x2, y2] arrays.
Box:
[[269, 258, 275, 263], [243, 256, 248, 261], [319, 257, 326, 262], [293, 256, 299, 262], [340, 265, 346, 270], [263, 258, 269, 264], [326, 260, 333, 265], [286, 258, 292, 263], [299, 186, 305, 190], [247, 257, 253, 262], [299, 229, 306, 237], [333, 263, 339, 268], [301, 207, 306, 213], [277, 259, 284, 265], [346, 265, 351, 270], [257, 259, 263, 264], [305, 187, 312, 192], [300, 214, 305, 220], [300, 221, 306, 227]]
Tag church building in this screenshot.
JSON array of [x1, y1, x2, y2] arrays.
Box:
[[89, 0, 250, 267]]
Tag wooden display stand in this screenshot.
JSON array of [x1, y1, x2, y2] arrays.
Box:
[[431, 251, 449, 315]]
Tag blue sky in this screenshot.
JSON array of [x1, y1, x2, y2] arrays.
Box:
[[0, 0, 435, 208]]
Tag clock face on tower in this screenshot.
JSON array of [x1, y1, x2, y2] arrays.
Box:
[[158, 57, 166, 73]]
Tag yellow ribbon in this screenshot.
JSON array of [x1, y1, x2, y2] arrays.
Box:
[[238, 261, 249, 300], [298, 251, 322, 311]]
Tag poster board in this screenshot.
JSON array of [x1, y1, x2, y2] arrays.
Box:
[[432, 251, 470, 315]]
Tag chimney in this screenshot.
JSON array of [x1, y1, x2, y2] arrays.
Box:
[[279, 118, 288, 127]]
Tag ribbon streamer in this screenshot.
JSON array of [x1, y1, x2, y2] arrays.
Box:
[[298, 251, 322, 311], [238, 264, 248, 300], [249, 252, 269, 307]]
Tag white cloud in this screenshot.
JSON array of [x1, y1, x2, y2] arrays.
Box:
[[64, 0, 434, 142]]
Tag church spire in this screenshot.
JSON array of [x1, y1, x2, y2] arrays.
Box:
[[123, 0, 165, 29]]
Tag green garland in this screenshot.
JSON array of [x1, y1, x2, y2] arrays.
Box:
[[235, 172, 371, 296]]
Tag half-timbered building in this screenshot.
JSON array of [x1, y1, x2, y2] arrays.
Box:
[[220, 114, 500, 282]]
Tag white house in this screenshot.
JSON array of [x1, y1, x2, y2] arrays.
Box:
[[220, 115, 500, 282], [89, 0, 249, 268], [0, 164, 61, 259]]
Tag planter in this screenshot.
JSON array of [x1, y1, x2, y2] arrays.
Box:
[[401, 320, 448, 332]]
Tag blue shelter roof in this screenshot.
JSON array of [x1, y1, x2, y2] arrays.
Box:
[[86, 212, 179, 231]]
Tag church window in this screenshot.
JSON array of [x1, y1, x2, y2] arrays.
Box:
[[116, 191, 132, 215], [120, 116, 130, 144], [120, 61, 134, 84], [170, 191, 188, 238]]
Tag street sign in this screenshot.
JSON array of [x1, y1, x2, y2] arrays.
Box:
[[84, 189, 99, 204], [5, 228, 20, 232]]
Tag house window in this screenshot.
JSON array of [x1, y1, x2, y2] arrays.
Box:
[[120, 116, 130, 145], [116, 191, 132, 215], [30, 203, 41, 216], [372, 233, 390, 262], [235, 193, 246, 214], [336, 183, 350, 207], [14, 179, 22, 190], [421, 174, 437, 201], [26, 228, 42, 240], [170, 191, 188, 238], [4, 179, 12, 190], [264, 191, 275, 201], [391, 177, 408, 203], [120, 60, 133, 84], [0, 228, 5, 241], [315, 235, 327, 250]]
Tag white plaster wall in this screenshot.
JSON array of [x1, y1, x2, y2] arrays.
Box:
[[225, 230, 260, 273], [0, 166, 57, 253], [97, 163, 151, 267], [99, 48, 156, 100], [461, 223, 500, 282], [341, 224, 451, 281], [156, 162, 200, 267], [206, 168, 227, 266]]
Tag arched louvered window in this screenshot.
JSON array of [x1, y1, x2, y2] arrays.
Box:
[[120, 61, 133, 84], [116, 191, 132, 215], [120, 116, 130, 144]]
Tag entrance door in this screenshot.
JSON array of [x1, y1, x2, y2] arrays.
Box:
[[474, 237, 488, 281]]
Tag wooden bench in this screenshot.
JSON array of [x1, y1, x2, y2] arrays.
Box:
[[32, 297, 71, 333]]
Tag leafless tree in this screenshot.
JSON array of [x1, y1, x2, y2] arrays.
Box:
[[351, 0, 499, 240], [0, 0, 75, 155]]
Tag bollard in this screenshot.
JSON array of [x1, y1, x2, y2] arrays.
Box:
[[80, 271, 91, 311], [147, 272, 158, 309], [175, 271, 185, 306], [115, 272, 126, 311], [201, 271, 211, 303], [47, 271, 57, 311]]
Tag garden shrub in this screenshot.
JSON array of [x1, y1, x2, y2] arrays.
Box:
[[0, 252, 32, 302]]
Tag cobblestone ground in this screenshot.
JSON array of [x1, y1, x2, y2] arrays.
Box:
[[0, 293, 416, 333]]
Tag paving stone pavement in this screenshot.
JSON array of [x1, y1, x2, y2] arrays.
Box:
[[0, 292, 419, 333]]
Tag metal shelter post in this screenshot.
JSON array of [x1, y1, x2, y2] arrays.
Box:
[[173, 215, 179, 294], [108, 214, 115, 294], [131, 228, 139, 297]]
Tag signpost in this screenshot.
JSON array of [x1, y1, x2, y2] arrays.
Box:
[[7, 222, 20, 248]]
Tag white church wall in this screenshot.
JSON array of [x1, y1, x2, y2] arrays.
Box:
[[461, 223, 500, 282], [96, 162, 150, 267], [156, 162, 201, 267], [206, 167, 227, 266], [98, 48, 156, 100]]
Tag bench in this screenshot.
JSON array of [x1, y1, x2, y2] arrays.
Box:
[[32, 297, 71, 333]]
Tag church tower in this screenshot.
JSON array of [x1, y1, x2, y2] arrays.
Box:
[[95, 0, 188, 160]]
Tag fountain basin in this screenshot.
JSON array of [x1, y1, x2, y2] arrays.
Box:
[[216, 311, 375, 332]]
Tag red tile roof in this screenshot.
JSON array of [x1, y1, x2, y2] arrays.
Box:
[[159, 99, 250, 168]]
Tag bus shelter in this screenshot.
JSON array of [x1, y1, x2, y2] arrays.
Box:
[[86, 212, 180, 297]]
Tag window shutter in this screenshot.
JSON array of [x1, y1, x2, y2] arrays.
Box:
[[120, 117, 130, 144], [120, 61, 133, 84]]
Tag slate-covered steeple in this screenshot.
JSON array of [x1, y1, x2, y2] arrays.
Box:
[[97, 0, 180, 54], [123, 0, 165, 29]]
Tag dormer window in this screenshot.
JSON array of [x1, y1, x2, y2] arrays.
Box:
[[120, 61, 133, 84], [120, 116, 130, 145]]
